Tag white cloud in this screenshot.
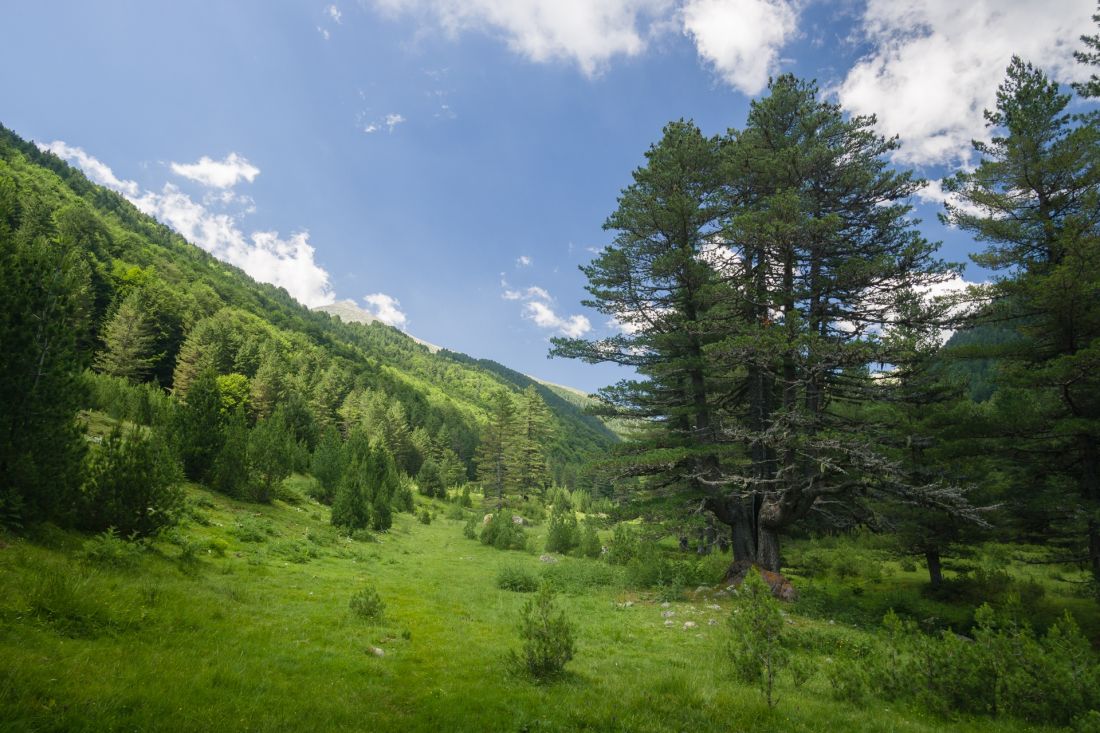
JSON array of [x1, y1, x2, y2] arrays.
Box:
[[385, 113, 406, 131], [363, 123, 379, 133], [371, 0, 674, 76], [500, 277, 590, 336], [170, 153, 260, 189], [523, 300, 591, 337], [40, 140, 139, 197], [681, 0, 798, 95], [516, 255, 532, 267], [838, 0, 1094, 167], [327, 4, 342, 23], [318, 25, 331, 40], [362, 292, 409, 328], [915, 179, 986, 220], [43, 142, 335, 308]]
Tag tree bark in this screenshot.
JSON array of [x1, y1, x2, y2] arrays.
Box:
[[756, 526, 781, 573], [925, 547, 943, 588], [706, 494, 756, 565]]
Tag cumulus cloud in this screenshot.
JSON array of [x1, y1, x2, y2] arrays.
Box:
[[362, 292, 409, 328], [170, 153, 260, 188], [39, 140, 139, 197], [318, 26, 331, 40], [516, 255, 532, 267], [838, 0, 1093, 167], [371, 0, 674, 76], [500, 277, 591, 337], [681, 0, 797, 95], [42, 142, 335, 308], [523, 300, 591, 337], [327, 4, 342, 23]]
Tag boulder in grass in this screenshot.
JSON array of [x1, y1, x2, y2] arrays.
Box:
[[512, 515, 526, 526]]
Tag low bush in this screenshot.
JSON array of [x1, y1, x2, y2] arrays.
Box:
[[480, 512, 527, 551], [605, 523, 637, 566], [497, 564, 539, 592], [418, 508, 432, 525], [349, 585, 385, 622], [80, 528, 146, 569], [545, 505, 578, 554], [512, 582, 575, 681]]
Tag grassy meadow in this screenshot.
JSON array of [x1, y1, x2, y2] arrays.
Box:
[[2, 451, 1092, 731]]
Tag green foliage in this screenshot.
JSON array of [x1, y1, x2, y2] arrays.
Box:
[[247, 411, 296, 503], [480, 511, 527, 551], [173, 368, 224, 484], [544, 504, 579, 554], [349, 585, 385, 623], [462, 514, 479, 539], [94, 290, 157, 381], [80, 425, 183, 537], [512, 582, 576, 680], [231, 517, 275, 543], [79, 528, 146, 569], [578, 521, 602, 559], [84, 370, 172, 426], [497, 564, 539, 592], [331, 432, 399, 532], [416, 457, 444, 498], [605, 523, 637, 566], [0, 203, 90, 525], [728, 571, 787, 708], [417, 507, 432, 525], [309, 427, 345, 504], [211, 408, 251, 498]]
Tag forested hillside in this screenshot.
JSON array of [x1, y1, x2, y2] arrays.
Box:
[[0, 122, 615, 533]]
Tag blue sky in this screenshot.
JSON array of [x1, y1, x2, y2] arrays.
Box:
[[0, 0, 1094, 392]]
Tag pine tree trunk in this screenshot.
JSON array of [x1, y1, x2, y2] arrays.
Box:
[[756, 527, 780, 573], [925, 548, 943, 588]]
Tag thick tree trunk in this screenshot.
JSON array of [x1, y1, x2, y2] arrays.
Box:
[[756, 527, 781, 573], [925, 548, 943, 588], [706, 494, 756, 566]]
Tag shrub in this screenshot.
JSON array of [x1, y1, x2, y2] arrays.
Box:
[[463, 515, 479, 539], [418, 508, 432, 525], [80, 528, 145, 569], [481, 512, 527, 551], [349, 585, 385, 622], [497, 564, 539, 592], [545, 505, 579, 554], [541, 561, 623, 593], [578, 522, 602, 558], [458, 485, 473, 508], [80, 426, 183, 537], [728, 571, 786, 708], [512, 582, 575, 680], [445, 503, 467, 521], [605, 523, 637, 565], [271, 540, 317, 564], [232, 517, 275, 543]]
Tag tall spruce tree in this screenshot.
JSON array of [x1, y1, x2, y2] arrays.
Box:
[[509, 386, 554, 497], [0, 196, 91, 524], [556, 80, 968, 573], [476, 389, 517, 507], [94, 290, 158, 382], [943, 57, 1100, 578]]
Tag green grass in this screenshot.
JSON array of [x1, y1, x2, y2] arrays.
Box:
[[0, 488, 1080, 732]]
